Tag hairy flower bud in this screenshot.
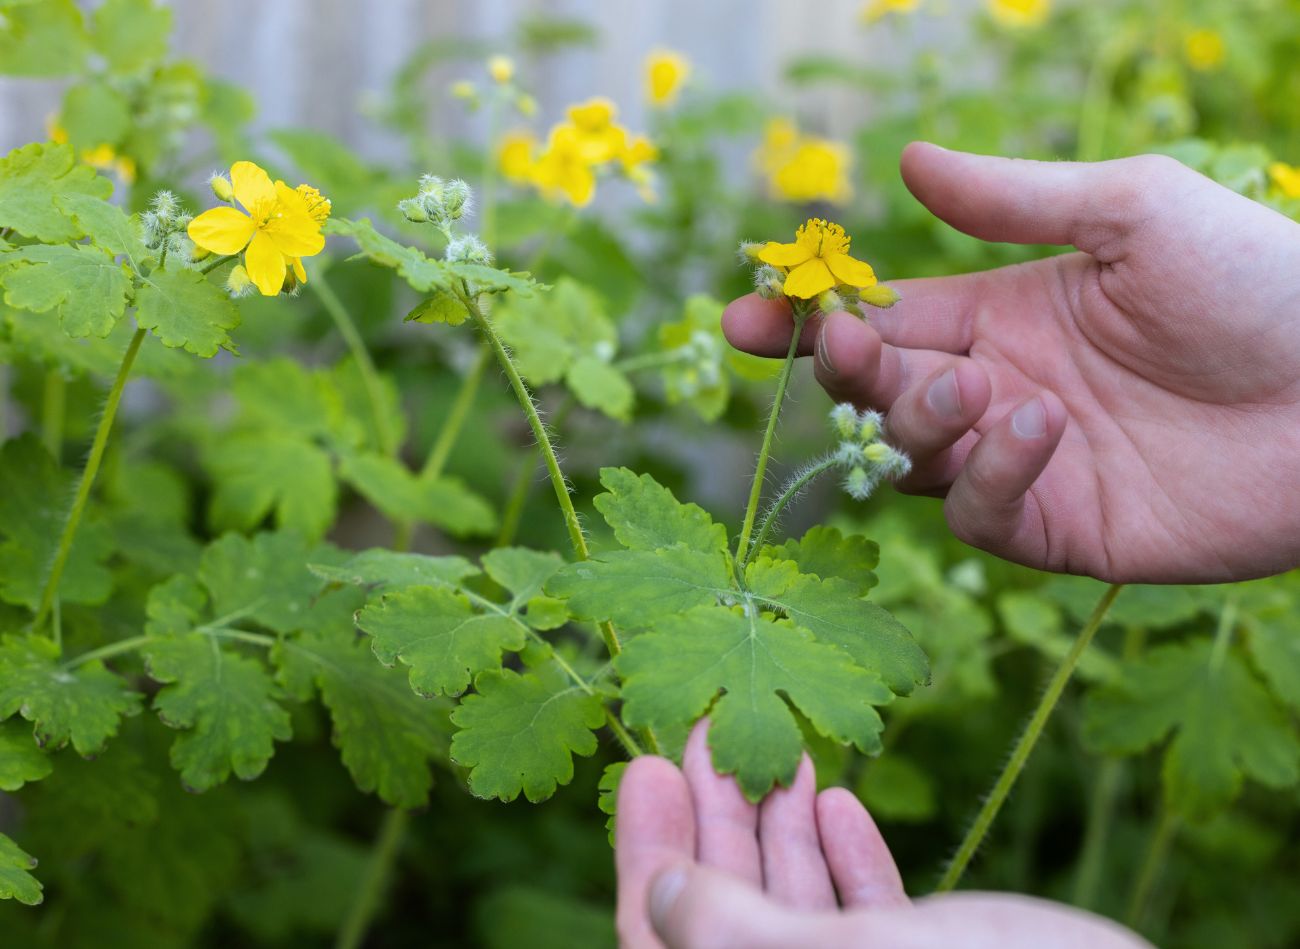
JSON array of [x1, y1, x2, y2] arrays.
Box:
[[209, 173, 234, 203], [753, 265, 785, 300], [816, 289, 844, 314], [150, 190, 179, 225], [844, 466, 877, 500], [861, 284, 901, 308], [398, 197, 428, 223], [830, 403, 858, 440], [226, 264, 254, 297], [858, 410, 882, 443], [445, 234, 492, 265], [441, 179, 473, 220], [737, 241, 764, 263]]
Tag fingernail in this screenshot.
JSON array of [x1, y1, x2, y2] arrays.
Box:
[[926, 369, 961, 420], [650, 867, 688, 931], [815, 323, 836, 376], [1011, 397, 1047, 439]]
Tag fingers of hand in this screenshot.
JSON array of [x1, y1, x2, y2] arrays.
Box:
[[615, 756, 697, 949], [943, 391, 1067, 559], [721, 294, 819, 357], [813, 311, 958, 412], [884, 361, 992, 492], [682, 720, 763, 886], [814, 788, 909, 910], [648, 863, 813, 949], [756, 755, 837, 911]]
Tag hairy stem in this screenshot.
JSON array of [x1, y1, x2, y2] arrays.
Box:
[[33, 327, 147, 640], [311, 270, 398, 457], [935, 582, 1125, 892], [495, 398, 575, 547], [334, 808, 409, 949], [735, 316, 806, 565], [747, 455, 837, 562], [1125, 809, 1179, 929], [420, 345, 490, 481], [198, 252, 235, 275]]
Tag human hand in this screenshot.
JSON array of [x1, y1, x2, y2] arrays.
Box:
[[615, 721, 1149, 949], [724, 144, 1300, 583]]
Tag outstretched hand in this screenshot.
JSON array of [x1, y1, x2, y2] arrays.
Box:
[[615, 721, 1149, 949], [724, 144, 1300, 584]]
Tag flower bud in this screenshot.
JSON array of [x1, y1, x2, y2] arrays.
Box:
[[753, 265, 785, 300], [858, 410, 882, 443], [844, 466, 877, 500], [816, 289, 844, 314], [830, 403, 858, 440], [861, 284, 901, 308], [737, 241, 764, 263], [226, 264, 254, 297], [864, 442, 892, 464], [190, 244, 211, 262], [209, 173, 234, 203], [445, 234, 492, 265], [441, 179, 473, 220], [398, 197, 428, 223], [487, 55, 514, 84], [150, 190, 179, 225]]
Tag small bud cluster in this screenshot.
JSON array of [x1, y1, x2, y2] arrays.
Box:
[[451, 56, 535, 117], [828, 402, 911, 500], [141, 190, 199, 263], [399, 174, 474, 235]]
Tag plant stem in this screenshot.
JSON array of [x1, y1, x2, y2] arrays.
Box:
[[935, 582, 1125, 892], [334, 808, 409, 949], [495, 457, 537, 548], [33, 327, 147, 640], [41, 370, 65, 460], [420, 345, 490, 481], [1125, 809, 1179, 929], [198, 253, 235, 275], [735, 318, 805, 565], [613, 350, 693, 374], [747, 456, 837, 562], [311, 270, 398, 457], [605, 710, 644, 758]]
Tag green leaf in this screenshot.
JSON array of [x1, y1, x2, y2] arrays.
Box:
[[1, 243, 132, 337], [325, 217, 449, 292], [1084, 639, 1300, 819], [567, 354, 634, 422], [591, 467, 729, 555], [494, 277, 613, 385], [144, 635, 292, 791], [745, 557, 928, 696], [0, 834, 42, 905], [406, 292, 468, 326], [0, 142, 110, 241], [597, 760, 627, 846], [310, 548, 478, 592], [357, 586, 526, 698], [445, 261, 544, 296], [617, 605, 892, 800], [996, 590, 1119, 683], [481, 547, 566, 605], [0, 634, 142, 755], [0, 0, 88, 77], [59, 81, 131, 149], [55, 192, 148, 262], [276, 623, 450, 808], [135, 263, 241, 357], [450, 663, 604, 803], [338, 452, 496, 537], [207, 433, 337, 540], [760, 525, 879, 596], [0, 435, 113, 609], [92, 0, 171, 73], [197, 532, 333, 634], [523, 596, 569, 631], [856, 754, 937, 823], [546, 547, 733, 629], [0, 718, 52, 790]]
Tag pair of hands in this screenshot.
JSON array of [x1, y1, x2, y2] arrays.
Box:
[[616, 144, 1300, 945]]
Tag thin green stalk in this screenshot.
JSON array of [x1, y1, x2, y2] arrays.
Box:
[[747, 456, 837, 561], [420, 345, 490, 481], [33, 327, 147, 640], [735, 315, 807, 565], [613, 350, 693, 374], [198, 252, 235, 275], [936, 582, 1125, 892], [1125, 809, 1179, 929], [311, 270, 398, 457], [495, 398, 575, 548], [334, 808, 410, 949], [41, 370, 65, 460]]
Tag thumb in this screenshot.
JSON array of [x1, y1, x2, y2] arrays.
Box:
[[900, 142, 1185, 260], [648, 863, 808, 949]]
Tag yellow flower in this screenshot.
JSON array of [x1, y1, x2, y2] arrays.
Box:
[[988, 0, 1049, 28], [620, 134, 660, 202], [1184, 28, 1225, 71], [487, 55, 514, 84], [755, 119, 852, 204], [531, 125, 598, 207], [861, 0, 920, 23], [1268, 162, 1300, 200], [565, 98, 628, 164], [645, 49, 690, 107], [47, 117, 136, 182], [187, 161, 328, 296], [498, 131, 539, 183], [758, 219, 877, 299]]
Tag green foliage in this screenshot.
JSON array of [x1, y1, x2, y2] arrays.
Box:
[[0, 243, 132, 337], [0, 835, 42, 906], [0, 719, 53, 791], [0, 143, 110, 242], [134, 264, 241, 357]]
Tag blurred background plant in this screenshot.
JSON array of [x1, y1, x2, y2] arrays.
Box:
[[2, 1, 1300, 947]]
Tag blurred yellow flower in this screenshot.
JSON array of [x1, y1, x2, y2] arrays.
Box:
[[758, 218, 877, 299], [860, 0, 920, 24], [488, 55, 514, 84], [1184, 29, 1225, 71], [531, 125, 598, 207], [187, 160, 328, 296], [754, 118, 852, 204], [645, 49, 690, 107], [621, 134, 660, 202], [1268, 162, 1300, 199], [988, 0, 1049, 28], [566, 97, 628, 163], [498, 131, 539, 183], [46, 117, 136, 183]]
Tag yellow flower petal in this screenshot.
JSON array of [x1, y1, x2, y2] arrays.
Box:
[[561, 164, 596, 207], [230, 161, 276, 214], [291, 256, 307, 284], [825, 252, 877, 288], [187, 206, 256, 255], [245, 230, 287, 296], [758, 241, 813, 268], [782, 258, 836, 298], [262, 181, 327, 257]]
